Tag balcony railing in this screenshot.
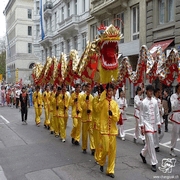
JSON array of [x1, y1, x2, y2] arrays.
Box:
[[58, 15, 79, 29]]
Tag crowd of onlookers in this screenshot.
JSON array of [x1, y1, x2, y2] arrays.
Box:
[[0, 84, 34, 108]]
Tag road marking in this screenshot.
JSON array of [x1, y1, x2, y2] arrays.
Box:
[[124, 128, 135, 132], [159, 143, 180, 152], [0, 115, 10, 124], [0, 166, 8, 180]]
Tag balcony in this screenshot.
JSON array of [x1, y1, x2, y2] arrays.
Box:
[[91, 0, 127, 16], [58, 15, 79, 35], [44, 1, 53, 19]]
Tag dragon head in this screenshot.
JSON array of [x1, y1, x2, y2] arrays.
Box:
[[98, 24, 122, 70]]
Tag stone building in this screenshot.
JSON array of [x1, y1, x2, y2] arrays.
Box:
[[88, 0, 146, 103], [34, 0, 90, 63], [146, 0, 180, 90], [4, 0, 38, 84]]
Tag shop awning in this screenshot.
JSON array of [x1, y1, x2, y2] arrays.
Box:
[[149, 39, 174, 57]]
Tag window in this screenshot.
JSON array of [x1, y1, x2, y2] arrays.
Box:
[[102, 19, 109, 26], [61, 7, 64, 21], [54, 12, 57, 29], [75, 0, 77, 15], [83, 0, 85, 12], [36, 2, 40, 15], [82, 33, 86, 50], [28, 43, 32, 53], [28, 9, 32, 19], [90, 23, 97, 41], [67, 39, 70, 53], [159, 0, 175, 24], [61, 42, 64, 52], [45, 48, 48, 59], [115, 13, 124, 43], [131, 5, 139, 40], [49, 47, 52, 57], [74, 36, 78, 50], [54, 44, 57, 57], [36, 25, 40, 38], [28, 26, 32, 36], [67, 2, 70, 17]]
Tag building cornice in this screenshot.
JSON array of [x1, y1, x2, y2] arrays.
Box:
[[3, 0, 15, 16]]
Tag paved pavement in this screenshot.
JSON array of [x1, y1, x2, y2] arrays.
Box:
[[0, 106, 179, 180]]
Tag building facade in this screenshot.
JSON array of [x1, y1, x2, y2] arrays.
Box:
[[146, 0, 180, 89], [4, 0, 38, 84], [33, 0, 90, 64], [89, 0, 146, 103]]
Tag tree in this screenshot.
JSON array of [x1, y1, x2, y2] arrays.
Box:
[[0, 36, 6, 80]]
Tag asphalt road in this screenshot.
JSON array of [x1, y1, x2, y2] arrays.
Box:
[[0, 106, 179, 180]]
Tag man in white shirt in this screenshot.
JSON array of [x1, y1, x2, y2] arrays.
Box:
[[169, 83, 180, 157], [15, 86, 21, 108], [139, 85, 161, 172]]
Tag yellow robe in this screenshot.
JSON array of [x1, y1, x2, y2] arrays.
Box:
[[49, 91, 56, 132], [98, 91, 120, 174], [33, 91, 43, 125], [81, 93, 95, 150], [70, 92, 82, 142], [42, 91, 50, 127]]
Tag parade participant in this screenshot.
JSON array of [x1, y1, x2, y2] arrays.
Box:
[[49, 85, 56, 134], [134, 87, 145, 143], [1, 86, 5, 107], [154, 88, 164, 152], [162, 89, 171, 132], [58, 84, 70, 142], [52, 86, 61, 138], [139, 85, 161, 172], [81, 83, 95, 154], [33, 86, 43, 126], [15, 86, 21, 108], [19, 87, 29, 125], [27, 84, 33, 107], [116, 89, 127, 141], [43, 85, 51, 129], [70, 83, 82, 145], [92, 85, 104, 164], [98, 83, 120, 178], [6, 88, 11, 107], [169, 83, 180, 157]]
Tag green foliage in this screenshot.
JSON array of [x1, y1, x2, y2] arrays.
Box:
[[0, 51, 6, 79]]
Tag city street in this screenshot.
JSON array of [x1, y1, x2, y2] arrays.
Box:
[[0, 106, 179, 180]]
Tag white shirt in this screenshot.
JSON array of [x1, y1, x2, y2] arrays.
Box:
[[170, 93, 180, 124], [139, 97, 161, 133], [134, 95, 142, 119], [15, 89, 21, 98], [154, 97, 164, 124], [116, 97, 127, 120]]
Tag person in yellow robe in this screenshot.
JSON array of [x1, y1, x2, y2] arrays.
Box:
[[58, 84, 70, 142], [98, 83, 120, 178], [92, 85, 104, 163], [81, 83, 95, 154], [52, 86, 61, 137], [70, 83, 82, 145], [33, 86, 43, 126], [43, 85, 50, 129], [49, 85, 57, 134]]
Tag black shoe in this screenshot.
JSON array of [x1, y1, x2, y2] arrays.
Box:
[[151, 165, 157, 172], [83, 149, 87, 154], [50, 131, 54, 134], [44, 125, 47, 128], [143, 140, 145, 145], [74, 140, 80, 146], [91, 149, 95, 156], [165, 129, 168, 132], [100, 166, 104, 172], [155, 147, 160, 152], [47, 126, 50, 130], [106, 173, 115, 178], [71, 138, 75, 144], [140, 153, 146, 164], [134, 138, 136, 143]]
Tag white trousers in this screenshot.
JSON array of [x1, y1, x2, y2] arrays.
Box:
[[141, 132, 158, 165], [118, 124, 125, 138], [134, 118, 145, 140], [154, 124, 164, 148], [171, 122, 180, 149]]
